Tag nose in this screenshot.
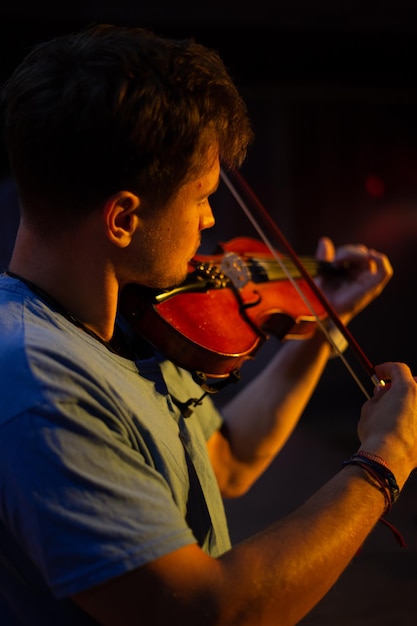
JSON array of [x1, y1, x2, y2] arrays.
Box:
[[200, 204, 215, 231]]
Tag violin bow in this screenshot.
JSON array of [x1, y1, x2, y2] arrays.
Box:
[[220, 167, 383, 399]]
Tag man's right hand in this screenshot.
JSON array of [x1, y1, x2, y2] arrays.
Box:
[[358, 361, 417, 488]]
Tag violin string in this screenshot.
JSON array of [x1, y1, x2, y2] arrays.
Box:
[[220, 168, 372, 400], [228, 169, 381, 392], [246, 258, 321, 279]]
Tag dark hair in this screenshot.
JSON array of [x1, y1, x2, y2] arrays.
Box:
[[1, 24, 253, 222]]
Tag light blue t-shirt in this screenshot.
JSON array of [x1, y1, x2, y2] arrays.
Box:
[[0, 275, 230, 623]]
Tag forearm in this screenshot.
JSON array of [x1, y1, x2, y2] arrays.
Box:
[[211, 329, 333, 495], [73, 464, 392, 626], [216, 463, 388, 626]]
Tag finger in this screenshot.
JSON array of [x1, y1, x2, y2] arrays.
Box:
[[367, 249, 393, 282], [333, 243, 370, 265], [315, 236, 334, 262], [373, 361, 413, 384]]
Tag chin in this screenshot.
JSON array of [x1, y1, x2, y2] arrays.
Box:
[[130, 258, 191, 291], [151, 266, 189, 291], [165, 272, 188, 290]]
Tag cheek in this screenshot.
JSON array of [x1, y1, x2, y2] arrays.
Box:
[[164, 220, 195, 249]]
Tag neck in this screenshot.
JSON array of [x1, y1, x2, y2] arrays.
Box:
[[9, 222, 118, 342]]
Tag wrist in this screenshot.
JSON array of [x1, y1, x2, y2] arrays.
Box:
[[343, 450, 400, 512]]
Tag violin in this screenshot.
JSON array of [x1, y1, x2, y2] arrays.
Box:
[[120, 169, 381, 398], [120, 236, 340, 385]]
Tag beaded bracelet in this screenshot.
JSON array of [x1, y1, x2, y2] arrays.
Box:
[[343, 451, 400, 511], [343, 451, 405, 547], [357, 449, 389, 469], [344, 458, 392, 511]]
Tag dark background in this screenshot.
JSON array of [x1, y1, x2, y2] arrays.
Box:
[[2, 2, 417, 380], [1, 3, 417, 623]]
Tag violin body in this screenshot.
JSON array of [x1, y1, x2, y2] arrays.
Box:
[[120, 237, 331, 381]]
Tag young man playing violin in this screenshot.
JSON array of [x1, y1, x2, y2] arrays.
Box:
[[1, 24, 417, 626]]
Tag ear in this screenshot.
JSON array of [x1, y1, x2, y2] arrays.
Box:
[[103, 191, 140, 248]]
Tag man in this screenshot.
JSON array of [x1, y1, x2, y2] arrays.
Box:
[[1, 24, 416, 626]]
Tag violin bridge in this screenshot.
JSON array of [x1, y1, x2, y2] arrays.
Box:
[[219, 252, 251, 290]]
